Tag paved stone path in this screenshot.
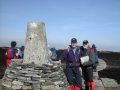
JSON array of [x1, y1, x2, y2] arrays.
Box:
[[94, 59, 106, 90], [93, 59, 120, 90]]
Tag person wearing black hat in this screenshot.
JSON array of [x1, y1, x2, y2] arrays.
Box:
[[92, 44, 99, 72], [80, 40, 95, 90], [5, 41, 18, 65], [56, 38, 82, 90]]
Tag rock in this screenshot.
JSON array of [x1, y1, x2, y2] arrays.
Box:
[[54, 81, 64, 85], [94, 80, 103, 87], [2, 60, 68, 90], [23, 22, 49, 65], [32, 83, 41, 89], [2, 79, 12, 88], [93, 72, 99, 80], [15, 66, 22, 69], [10, 69, 18, 74], [19, 70, 29, 74], [7, 74, 17, 79], [12, 80, 23, 86], [39, 79, 46, 83], [12, 85, 22, 89], [41, 85, 55, 90], [94, 80, 105, 90], [24, 68, 34, 71], [101, 78, 118, 88], [17, 76, 27, 81], [22, 85, 32, 90], [95, 86, 105, 90]]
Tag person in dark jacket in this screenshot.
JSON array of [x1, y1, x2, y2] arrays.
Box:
[[92, 44, 99, 72], [56, 38, 82, 90], [80, 40, 95, 90], [50, 47, 57, 61]]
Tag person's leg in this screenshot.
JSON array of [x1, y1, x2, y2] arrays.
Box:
[[66, 67, 75, 90], [90, 82, 95, 90], [82, 67, 90, 90], [85, 68, 90, 90], [73, 68, 82, 90], [93, 63, 97, 72], [6, 59, 11, 66], [86, 67, 94, 90], [86, 67, 93, 82]]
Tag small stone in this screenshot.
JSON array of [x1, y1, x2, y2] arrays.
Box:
[[22, 85, 32, 90], [41, 85, 55, 90], [19, 70, 29, 74], [42, 81, 54, 85], [31, 77, 40, 81], [12, 85, 22, 89], [32, 75, 41, 78], [10, 70, 18, 74], [39, 79, 46, 83], [5, 69, 11, 74], [25, 73, 35, 77], [25, 68, 34, 71], [17, 76, 27, 81], [32, 83, 41, 89], [2, 79, 12, 88], [54, 81, 64, 85], [12, 80, 23, 86], [7, 74, 16, 79], [15, 66, 22, 69], [24, 80, 33, 84]]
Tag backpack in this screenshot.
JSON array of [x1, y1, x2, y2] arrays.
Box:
[[87, 48, 96, 64], [6, 48, 17, 59], [51, 48, 57, 60], [93, 48, 99, 63], [80, 47, 96, 67]]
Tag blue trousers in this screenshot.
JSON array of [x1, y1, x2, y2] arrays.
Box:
[[66, 67, 82, 88]]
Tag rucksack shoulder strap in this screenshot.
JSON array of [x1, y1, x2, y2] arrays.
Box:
[[67, 46, 81, 54], [87, 48, 94, 55]]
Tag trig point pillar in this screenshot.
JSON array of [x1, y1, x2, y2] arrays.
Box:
[[23, 22, 49, 65]]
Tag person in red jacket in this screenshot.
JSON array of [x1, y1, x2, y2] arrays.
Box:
[[6, 41, 18, 65]]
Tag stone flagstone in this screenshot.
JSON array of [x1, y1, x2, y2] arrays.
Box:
[[94, 80, 105, 90], [93, 72, 99, 80], [101, 78, 118, 88]]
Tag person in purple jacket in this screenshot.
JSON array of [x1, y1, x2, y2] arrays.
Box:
[[56, 38, 82, 90]]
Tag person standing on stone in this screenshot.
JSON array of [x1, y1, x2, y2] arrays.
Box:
[[48, 45, 52, 58], [92, 44, 99, 72], [56, 38, 82, 90], [50, 47, 57, 61], [80, 40, 95, 90], [5, 41, 19, 65], [20, 46, 25, 59]]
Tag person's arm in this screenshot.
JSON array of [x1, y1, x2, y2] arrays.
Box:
[[56, 50, 68, 64], [5, 51, 7, 55], [48, 50, 52, 58], [82, 49, 95, 67], [16, 49, 19, 57]]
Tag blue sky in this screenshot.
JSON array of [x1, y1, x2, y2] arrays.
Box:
[[0, 0, 120, 51]]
